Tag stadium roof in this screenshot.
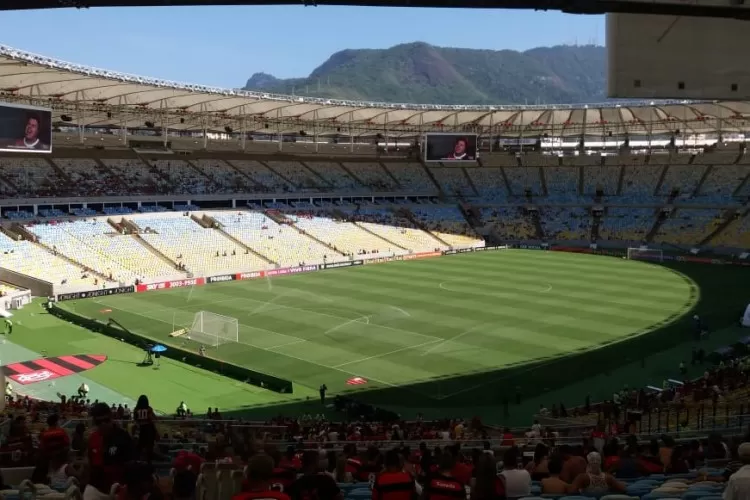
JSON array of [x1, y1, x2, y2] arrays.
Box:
[[4, 0, 750, 19], [1, 45, 749, 138]]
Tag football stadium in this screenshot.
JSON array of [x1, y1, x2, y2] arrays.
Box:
[[1, 1, 750, 498]]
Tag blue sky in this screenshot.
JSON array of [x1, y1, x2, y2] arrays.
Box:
[[0, 6, 603, 88]]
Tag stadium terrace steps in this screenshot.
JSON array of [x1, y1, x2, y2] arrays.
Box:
[[46, 158, 73, 185], [35, 237, 112, 283], [286, 219, 347, 257], [130, 233, 185, 272], [297, 161, 335, 188], [460, 168, 479, 197], [497, 165, 513, 194], [185, 159, 217, 183], [0, 224, 22, 242], [645, 212, 669, 243], [201, 214, 277, 265], [352, 222, 409, 251], [224, 161, 267, 190], [652, 163, 669, 196], [0, 170, 19, 192], [259, 161, 301, 189], [616, 165, 626, 195], [692, 165, 714, 197], [9, 223, 38, 243], [538, 167, 549, 196], [400, 208, 451, 247], [419, 161, 445, 195], [700, 209, 744, 246], [377, 161, 403, 188], [733, 169, 750, 197], [336, 162, 367, 186], [93, 158, 128, 186]]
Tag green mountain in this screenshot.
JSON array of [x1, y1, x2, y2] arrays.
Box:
[[243, 42, 607, 105]]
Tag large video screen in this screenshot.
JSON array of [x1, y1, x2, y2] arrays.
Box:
[[0, 102, 52, 153], [424, 133, 477, 163]]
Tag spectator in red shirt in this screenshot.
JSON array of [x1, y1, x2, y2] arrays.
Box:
[[39, 414, 70, 459], [373, 450, 416, 500], [287, 451, 342, 500], [424, 453, 466, 500], [85, 403, 134, 500], [471, 454, 505, 500], [234, 455, 290, 500]]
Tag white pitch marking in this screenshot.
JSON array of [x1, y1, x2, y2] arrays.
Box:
[[540, 284, 553, 293], [421, 324, 485, 357], [324, 315, 371, 336], [390, 306, 411, 317], [333, 339, 442, 368], [267, 339, 308, 350]]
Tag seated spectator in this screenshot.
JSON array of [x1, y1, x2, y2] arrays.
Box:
[[526, 443, 549, 480], [500, 447, 530, 499], [560, 445, 587, 483], [541, 455, 569, 495], [288, 450, 341, 500], [570, 452, 625, 496], [665, 445, 691, 474], [86, 402, 133, 500], [234, 455, 290, 500], [724, 442, 750, 500], [172, 470, 197, 500], [471, 453, 505, 500], [424, 453, 465, 500], [609, 446, 649, 478]]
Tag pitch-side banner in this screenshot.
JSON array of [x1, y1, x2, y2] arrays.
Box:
[[136, 278, 205, 293], [57, 285, 135, 302]]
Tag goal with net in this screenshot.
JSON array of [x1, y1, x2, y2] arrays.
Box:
[[187, 311, 239, 347], [626, 247, 664, 262]]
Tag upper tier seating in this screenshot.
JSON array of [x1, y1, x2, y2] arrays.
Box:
[[52, 158, 125, 197], [304, 162, 363, 191], [652, 208, 724, 246], [190, 159, 256, 194], [619, 165, 665, 203], [134, 215, 271, 275], [148, 159, 220, 195], [544, 166, 583, 203], [228, 160, 295, 192], [0, 157, 66, 198], [598, 208, 657, 242], [658, 164, 708, 199], [265, 161, 323, 190], [504, 167, 543, 196], [382, 163, 436, 192], [211, 211, 333, 266], [430, 168, 476, 197], [465, 168, 509, 202], [100, 159, 160, 194], [0, 231, 99, 287], [582, 165, 620, 196], [342, 162, 399, 191], [692, 165, 750, 204]]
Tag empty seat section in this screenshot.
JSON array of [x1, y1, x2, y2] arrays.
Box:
[[100, 159, 160, 194], [53, 158, 124, 197], [541, 207, 591, 240], [305, 162, 363, 191], [583, 165, 620, 196], [619, 165, 665, 203], [482, 207, 536, 240], [265, 161, 323, 190], [211, 212, 332, 266], [382, 163, 435, 192], [291, 215, 404, 257], [544, 166, 583, 202], [342, 162, 398, 191], [430, 168, 475, 196], [658, 164, 707, 199], [191, 159, 256, 193], [228, 160, 295, 192], [466, 168, 509, 201], [598, 208, 656, 242], [149, 159, 217, 195], [504, 167, 543, 196], [653, 209, 724, 245], [411, 207, 483, 248]]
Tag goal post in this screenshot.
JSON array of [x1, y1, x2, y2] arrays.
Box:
[[627, 247, 664, 262], [188, 311, 239, 347]]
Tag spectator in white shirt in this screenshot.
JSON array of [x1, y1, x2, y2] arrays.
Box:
[[501, 447, 531, 499], [724, 443, 750, 500]]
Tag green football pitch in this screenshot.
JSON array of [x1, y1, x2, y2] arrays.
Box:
[[45, 249, 727, 418]]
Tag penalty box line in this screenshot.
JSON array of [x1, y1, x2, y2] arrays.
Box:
[[98, 301, 409, 392]]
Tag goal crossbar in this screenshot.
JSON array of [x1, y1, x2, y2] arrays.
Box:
[[188, 311, 239, 347]]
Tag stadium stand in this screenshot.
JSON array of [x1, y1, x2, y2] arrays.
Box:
[[304, 162, 364, 191], [133, 214, 271, 276], [618, 162, 665, 204], [0, 157, 67, 198], [481, 207, 538, 240], [51, 158, 125, 198], [430, 168, 476, 197], [99, 159, 160, 195], [598, 208, 657, 243], [227, 160, 296, 192], [505, 167, 544, 196], [652, 209, 724, 246], [658, 163, 708, 200], [265, 161, 325, 190], [410, 206, 483, 248], [541, 207, 592, 241], [706, 211, 750, 249], [544, 166, 584, 203], [465, 168, 509, 201], [341, 162, 399, 191], [582, 164, 621, 197], [693, 165, 750, 204], [381, 163, 437, 192], [0, 231, 100, 288], [211, 211, 334, 266], [190, 159, 256, 194]]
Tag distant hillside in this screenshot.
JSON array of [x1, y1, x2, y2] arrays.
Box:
[[243, 42, 607, 105]]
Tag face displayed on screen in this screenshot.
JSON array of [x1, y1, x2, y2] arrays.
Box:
[[453, 138, 467, 156], [24, 116, 40, 142]]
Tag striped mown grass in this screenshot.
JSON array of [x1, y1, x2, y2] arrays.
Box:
[[61, 250, 698, 408]]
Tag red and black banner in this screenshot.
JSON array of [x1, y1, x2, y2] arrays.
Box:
[[2, 354, 107, 385]]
